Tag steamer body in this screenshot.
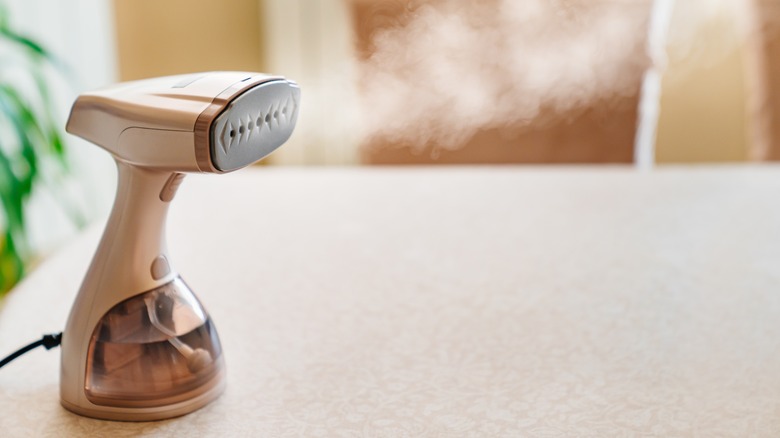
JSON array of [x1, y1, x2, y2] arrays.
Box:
[[61, 72, 299, 421]]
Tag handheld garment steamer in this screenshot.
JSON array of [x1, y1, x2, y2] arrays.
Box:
[[60, 72, 300, 421]]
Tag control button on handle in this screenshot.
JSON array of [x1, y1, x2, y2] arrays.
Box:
[[160, 172, 185, 202]]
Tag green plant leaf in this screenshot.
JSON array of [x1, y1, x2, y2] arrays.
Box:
[[0, 3, 10, 31], [0, 165, 24, 227], [0, 24, 56, 63], [0, 85, 41, 192], [0, 8, 83, 294], [0, 230, 24, 295], [29, 67, 69, 164]]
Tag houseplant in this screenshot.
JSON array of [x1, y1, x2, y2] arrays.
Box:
[[0, 7, 78, 295]]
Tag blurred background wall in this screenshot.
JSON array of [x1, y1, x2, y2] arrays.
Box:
[[655, 0, 752, 163], [106, 0, 770, 167], [0, 0, 778, 290], [113, 0, 266, 81]]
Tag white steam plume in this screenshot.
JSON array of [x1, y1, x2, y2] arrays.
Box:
[[358, 0, 651, 150]]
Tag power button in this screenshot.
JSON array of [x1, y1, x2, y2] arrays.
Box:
[[160, 172, 185, 202]]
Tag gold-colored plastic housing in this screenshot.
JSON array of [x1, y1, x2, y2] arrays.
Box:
[[60, 72, 299, 421]]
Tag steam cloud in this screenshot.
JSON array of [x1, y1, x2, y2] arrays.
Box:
[[358, 0, 651, 150]]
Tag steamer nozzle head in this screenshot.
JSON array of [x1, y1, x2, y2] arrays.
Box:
[[66, 72, 300, 173]]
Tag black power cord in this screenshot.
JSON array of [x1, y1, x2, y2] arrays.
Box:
[[0, 332, 62, 369]]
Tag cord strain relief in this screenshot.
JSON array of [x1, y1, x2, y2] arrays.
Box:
[[42, 332, 63, 350]]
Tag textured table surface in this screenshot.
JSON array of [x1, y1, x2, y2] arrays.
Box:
[[1, 166, 779, 437]]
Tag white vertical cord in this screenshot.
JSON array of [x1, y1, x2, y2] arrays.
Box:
[[634, 0, 676, 170]]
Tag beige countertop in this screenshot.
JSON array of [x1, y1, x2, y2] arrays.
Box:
[[1, 166, 779, 436]]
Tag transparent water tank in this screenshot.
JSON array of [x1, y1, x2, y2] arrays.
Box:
[[84, 277, 224, 408]]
